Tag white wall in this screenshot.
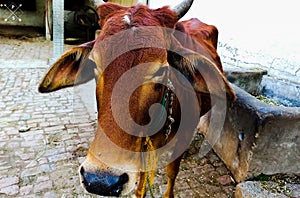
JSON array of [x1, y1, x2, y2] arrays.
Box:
[[149, 0, 300, 84]]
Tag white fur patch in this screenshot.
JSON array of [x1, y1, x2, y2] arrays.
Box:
[[123, 15, 131, 25]]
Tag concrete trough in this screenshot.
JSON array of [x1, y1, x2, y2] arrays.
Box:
[[225, 67, 268, 95], [198, 84, 300, 183]]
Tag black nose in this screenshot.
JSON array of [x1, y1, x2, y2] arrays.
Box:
[[80, 167, 129, 196]]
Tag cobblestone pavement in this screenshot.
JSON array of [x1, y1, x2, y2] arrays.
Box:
[[0, 36, 235, 197]]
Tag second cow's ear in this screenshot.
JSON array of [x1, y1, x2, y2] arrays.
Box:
[[38, 43, 96, 93], [168, 37, 236, 101]]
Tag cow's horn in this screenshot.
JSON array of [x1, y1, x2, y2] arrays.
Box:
[[171, 0, 194, 20], [92, 0, 105, 7]]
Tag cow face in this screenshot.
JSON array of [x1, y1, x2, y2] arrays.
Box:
[[39, 0, 235, 197]]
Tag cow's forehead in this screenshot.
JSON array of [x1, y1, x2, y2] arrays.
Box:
[[98, 3, 178, 32], [103, 6, 157, 29]]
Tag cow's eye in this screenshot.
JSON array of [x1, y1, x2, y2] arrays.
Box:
[[154, 83, 162, 90]]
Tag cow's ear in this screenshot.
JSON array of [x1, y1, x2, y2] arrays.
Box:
[[38, 45, 96, 93], [168, 39, 236, 101], [97, 3, 126, 27]]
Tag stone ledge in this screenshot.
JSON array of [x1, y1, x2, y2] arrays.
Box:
[[235, 180, 300, 198], [198, 84, 300, 182]]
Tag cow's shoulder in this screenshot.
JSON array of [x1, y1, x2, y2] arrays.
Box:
[[174, 18, 222, 71], [175, 18, 218, 50]]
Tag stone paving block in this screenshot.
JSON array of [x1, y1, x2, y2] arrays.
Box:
[[235, 181, 288, 198], [43, 191, 58, 197], [43, 147, 66, 157], [0, 176, 19, 189], [44, 125, 66, 133], [21, 164, 52, 178], [48, 152, 73, 163], [19, 185, 33, 196], [33, 180, 53, 193], [0, 185, 19, 196], [36, 175, 50, 183], [217, 175, 234, 185], [17, 153, 35, 161]]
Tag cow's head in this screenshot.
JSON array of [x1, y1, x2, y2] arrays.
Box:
[[39, 0, 235, 197]]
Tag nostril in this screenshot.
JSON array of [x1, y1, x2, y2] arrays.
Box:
[[118, 173, 129, 185], [79, 169, 129, 196], [80, 166, 85, 175]]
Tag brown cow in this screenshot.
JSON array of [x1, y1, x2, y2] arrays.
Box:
[[39, 0, 235, 197]]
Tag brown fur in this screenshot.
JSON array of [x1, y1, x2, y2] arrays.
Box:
[[39, 2, 235, 198], [173, 18, 234, 116], [174, 18, 222, 72]]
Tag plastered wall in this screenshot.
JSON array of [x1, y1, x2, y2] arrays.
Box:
[[149, 0, 300, 84]]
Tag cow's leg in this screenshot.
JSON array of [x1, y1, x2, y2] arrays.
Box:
[[164, 154, 183, 198]]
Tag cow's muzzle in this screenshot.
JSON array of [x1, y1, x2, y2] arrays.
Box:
[[80, 167, 129, 196]]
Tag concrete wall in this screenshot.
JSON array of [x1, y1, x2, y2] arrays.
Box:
[[149, 0, 300, 85], [0, 1, 45, 27], [199, 84, 300, 182]]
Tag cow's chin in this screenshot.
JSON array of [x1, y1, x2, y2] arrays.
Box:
[[79, 159, 139, 197]]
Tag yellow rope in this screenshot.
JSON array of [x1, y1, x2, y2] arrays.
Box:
[[142, 137, 157, 198]]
